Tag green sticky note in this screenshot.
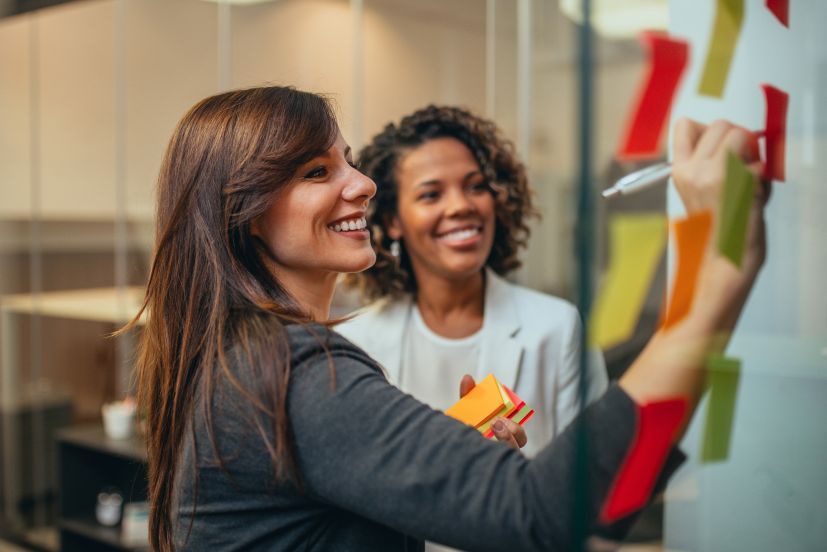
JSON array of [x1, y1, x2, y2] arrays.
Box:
[[701, 355, 742, 462], [589, 214, 667, 349], [698, 0, 745, 98], [718, 152, 756, 267]]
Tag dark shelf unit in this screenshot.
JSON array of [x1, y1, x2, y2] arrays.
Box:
[[56, 425, 148, 552]]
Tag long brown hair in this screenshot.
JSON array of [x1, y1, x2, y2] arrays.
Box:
[[124, 86, 337, 551]]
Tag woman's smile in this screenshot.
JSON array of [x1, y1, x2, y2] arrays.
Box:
[[328, 215, 370, 240], [434, 224, 483, 249]]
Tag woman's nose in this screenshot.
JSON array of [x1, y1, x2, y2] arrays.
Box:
[[342, 169, 377, 204], [445, 188, 476, 217]]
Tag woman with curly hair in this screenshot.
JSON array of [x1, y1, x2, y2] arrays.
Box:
[[339, 106, 608, 456]]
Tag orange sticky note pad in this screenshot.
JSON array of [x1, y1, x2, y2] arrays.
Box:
[[445, 374, 505, 427], [481, 384, 535, 439]]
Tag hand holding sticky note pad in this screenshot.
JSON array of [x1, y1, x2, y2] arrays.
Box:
[[445, 374, 535, 438]]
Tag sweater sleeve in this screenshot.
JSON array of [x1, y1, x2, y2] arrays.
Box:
[[286, 329, 684, 551]]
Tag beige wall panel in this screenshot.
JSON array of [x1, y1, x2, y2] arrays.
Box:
[[362, 0, 486, 142], [124, 0, 219, 220], [38, 0, 116, 219], [0, 16, 32, 219], [230, 0, 353, 137]]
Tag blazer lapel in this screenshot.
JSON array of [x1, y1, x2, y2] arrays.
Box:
[[478, 269, 523, 389], [361, 297, 412, 384]]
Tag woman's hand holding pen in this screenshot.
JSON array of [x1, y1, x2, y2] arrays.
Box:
[[672, 118, 769, 338], [459, 375, 527, 450], [619, 117, 769, 415]]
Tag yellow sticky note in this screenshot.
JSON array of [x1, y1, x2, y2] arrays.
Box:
[[476, 380, 515, 434], [590, 214, 667, 350], [698, 0, 744, 97], [445, 374, 504, 427]]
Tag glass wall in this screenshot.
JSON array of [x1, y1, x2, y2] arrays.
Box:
[[0, 0, 823, 550]]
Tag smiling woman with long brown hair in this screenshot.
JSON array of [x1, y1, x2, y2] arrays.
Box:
[[127, 85, 768, 551]]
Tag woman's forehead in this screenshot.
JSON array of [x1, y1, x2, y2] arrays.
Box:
[[398, 138, 481, 183]]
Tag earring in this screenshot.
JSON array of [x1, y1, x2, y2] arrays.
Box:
[[390, 240, 401, 259]]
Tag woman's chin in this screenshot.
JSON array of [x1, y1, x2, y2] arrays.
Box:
[[336, 251, 377, 274], [437, 257, 487, 279]]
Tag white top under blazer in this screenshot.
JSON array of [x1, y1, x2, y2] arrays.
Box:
[[336, 268, 609, 457]]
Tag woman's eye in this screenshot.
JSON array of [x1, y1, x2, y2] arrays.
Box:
[[470, 181, 489, 193], [305, 166, 328, 179], [417, 191, 439, 202]]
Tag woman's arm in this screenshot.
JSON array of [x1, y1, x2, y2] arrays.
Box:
[[288, 334, 645, 551], [619, 119, 767, 421]]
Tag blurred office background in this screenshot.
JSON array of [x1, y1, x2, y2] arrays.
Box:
[[0, 0, 824, 551]]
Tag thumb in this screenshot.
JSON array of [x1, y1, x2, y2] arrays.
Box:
[[459, 374, 476, 399]]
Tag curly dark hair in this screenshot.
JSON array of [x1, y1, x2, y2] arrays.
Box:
[[345, 105, 539, 301]]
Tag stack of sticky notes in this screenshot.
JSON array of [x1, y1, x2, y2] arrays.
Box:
[[445, 374, 535, 439]]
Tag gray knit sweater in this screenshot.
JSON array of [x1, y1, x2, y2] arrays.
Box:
[[174, 323, 681, 551]]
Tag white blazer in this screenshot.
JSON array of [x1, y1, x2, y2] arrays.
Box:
[[336, 269, 608, 457]]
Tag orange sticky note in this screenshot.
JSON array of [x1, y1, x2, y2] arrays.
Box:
[[445, 374, 505, 427], [662, 211, 713, 329], [476, 383, 515, 435]]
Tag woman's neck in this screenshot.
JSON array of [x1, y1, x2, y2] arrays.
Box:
[[271, 266, 338, 321], [413, 269, 485, 338]]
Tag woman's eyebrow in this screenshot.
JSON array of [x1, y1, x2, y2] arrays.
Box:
[[463, 170, 483, 182], [414, 178, 441, 190]]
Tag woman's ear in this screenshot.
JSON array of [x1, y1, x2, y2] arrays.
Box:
[[250, 216, 263, 239]]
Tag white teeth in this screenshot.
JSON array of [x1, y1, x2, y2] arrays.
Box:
[[440, 227, 480, 241], [329, 217, 367, 232]]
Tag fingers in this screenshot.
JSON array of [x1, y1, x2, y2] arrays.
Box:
[[672, 117, 705, 163], [721, 126, 761, 164], [492, 418, 528, 450], [693, 119, 732, 159], [685, 119, 760, 164], [459, 374, 476, 399]]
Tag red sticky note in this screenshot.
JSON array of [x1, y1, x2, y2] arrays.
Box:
[[600, 398, 688, 523], [502, 384, 525, 413], [617, 31, 690, 161], [482, 385, 534, 439], [662, 211, 713, 329], [762, 84, 788, 182], [766, 0, 789, 27]]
